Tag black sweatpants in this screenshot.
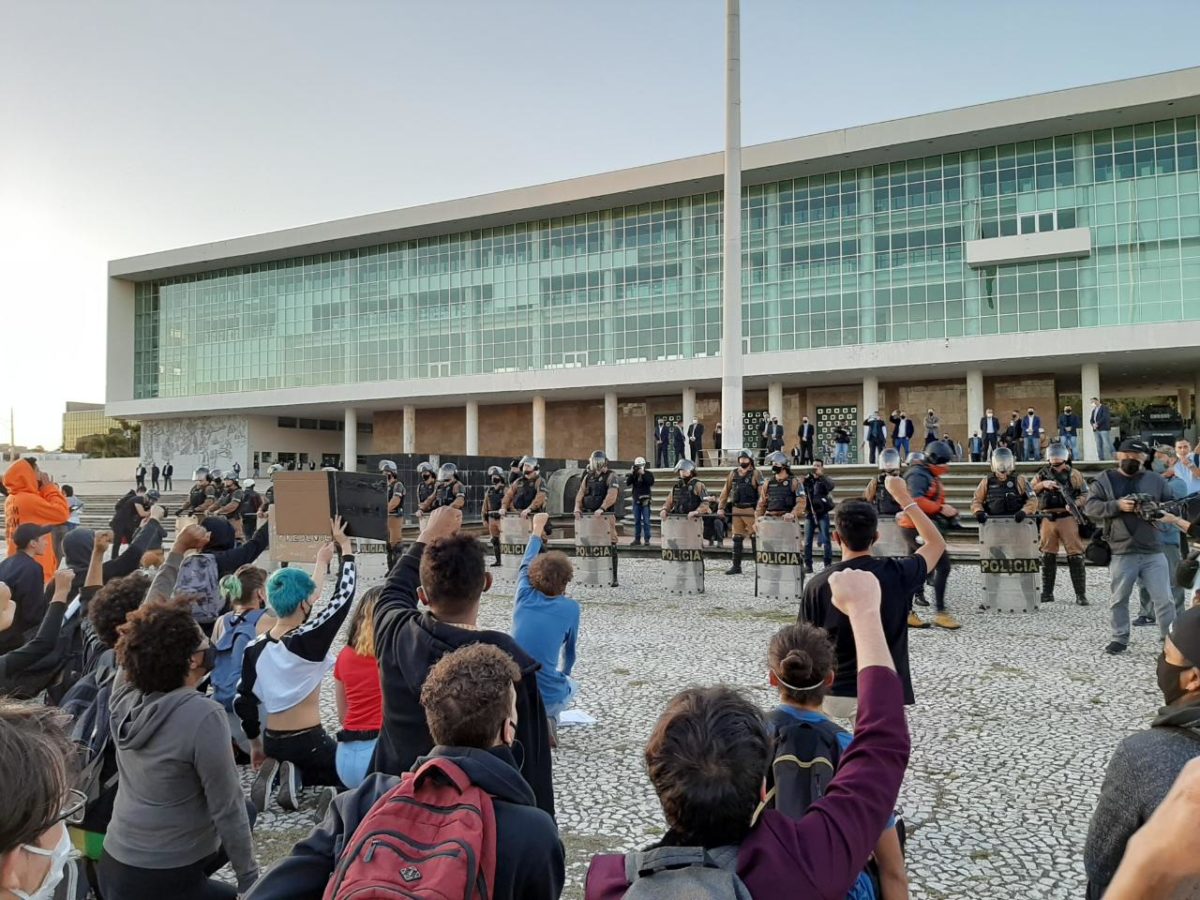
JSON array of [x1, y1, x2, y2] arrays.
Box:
[[264, 724, 344, 789], [903, 527, 951, 611]]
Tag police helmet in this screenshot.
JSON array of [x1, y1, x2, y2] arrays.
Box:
[[208, 469, 223, 482], [767, 451, 791, 471], [633, 456, 646, 467], [487, 465, 505, 480], [242, 479, 256, 490], [417, 461, 436, 478], [192, 466, 210, 482], [1046, 443, 1070, 464], [904, 451, 926, 466], [878, 448, 901, 473], [925, 441, 954, 466], [146, 490, 161, 502], [437, 462, 458, 482], [736, 449, 753, 465], [519, 455, 539, 474], [588, 450, 608, 473], [379, 459, 398, 475], [990, 447, 1015, 475], [674, 458, 697, 477], [267, 463, 284, 476]]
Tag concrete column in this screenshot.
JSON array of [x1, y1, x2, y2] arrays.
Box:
[[532, 395, 546, 458], [402, 405, 416, 455], [465, 401, 479, 456], [768, 381, 784, 422], [719, 0, 745, 454], [682, 388, 697, 460], [604, 392, 619, 460], [862, 375, 880, 447], [1081, 362, 1101, 461], [343, 408, 358, 472], [966, 369, 984, 444]]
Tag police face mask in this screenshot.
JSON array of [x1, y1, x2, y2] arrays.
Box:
[[1118, 458, 1143, 476], [13, 825, 72, 900], [739, 461, 751, 470], [492, 477, 504, 485], [771, 466, 784, 475]]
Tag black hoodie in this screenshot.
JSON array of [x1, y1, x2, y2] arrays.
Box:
[[370, 543, 556, 818], [245, 746, 564, 900]]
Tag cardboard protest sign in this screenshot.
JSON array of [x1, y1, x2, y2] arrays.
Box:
[[270, 470, 387, 562]]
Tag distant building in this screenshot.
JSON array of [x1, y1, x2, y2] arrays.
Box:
[[63, 402, 137, 453]]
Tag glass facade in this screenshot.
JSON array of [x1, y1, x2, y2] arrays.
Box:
[[133, 115, 1200, 400]]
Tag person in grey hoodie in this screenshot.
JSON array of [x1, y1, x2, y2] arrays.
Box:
[[1084, 607, 1200, 898], [97, 599, 258, 900], [1085, 438, 1178, 654]]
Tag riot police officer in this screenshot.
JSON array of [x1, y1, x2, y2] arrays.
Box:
[[574, 450, 621, 587], [717, 450, 760, 575], [414, 461, 438, 516], [660, 458, 711, 520], [755, 451, 807, 521], [503, 456, 549, 522], [863, 448, 903, 516], [179, 466, 210, 516], [380, 460, 406, 572], [482, 465, 507, 567], [422, 462, 466, 513], [970, 448, 1035, 524], [899, 440, 959, 629], [1033, 442, 1090, 605]]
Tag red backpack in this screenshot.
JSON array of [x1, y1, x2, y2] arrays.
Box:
[[324, 758, 497, 900]]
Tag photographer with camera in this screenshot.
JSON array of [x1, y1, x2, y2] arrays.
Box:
[[1085, 439, 1177, 654]]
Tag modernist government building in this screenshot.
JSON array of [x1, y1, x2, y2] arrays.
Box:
[[108, 68, 1200, 475]]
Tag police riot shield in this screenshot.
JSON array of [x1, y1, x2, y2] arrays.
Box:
[[755, 517, 804, 600], [574, 515, 611, 586], [979, 517, 1041, 613], [661, 516, 705, 595], [500, 515, 530, 572], [872, 517, 909, 557]]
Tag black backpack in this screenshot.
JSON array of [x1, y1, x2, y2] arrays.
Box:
[[0, 607, 102, 702], [760, 708, 845, 818], [63, 659, 120, 830]]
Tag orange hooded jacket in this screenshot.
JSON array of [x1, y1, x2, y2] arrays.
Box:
[[3, 459, 69, 582]]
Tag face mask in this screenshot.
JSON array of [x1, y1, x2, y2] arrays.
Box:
[[772, 466, 784, 475], [492, 477, 504, 484], [739, 461, 751, 469], [13, 825, 72, 900], [1153, 460, 1168, 474], [1119, 459, 1143, 476], [1157, 653, 1194, 706]]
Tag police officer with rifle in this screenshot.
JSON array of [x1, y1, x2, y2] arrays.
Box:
[[575, 450, 622, 587], [1032, 443, 1091, 606], [716, 450, 760, 576]]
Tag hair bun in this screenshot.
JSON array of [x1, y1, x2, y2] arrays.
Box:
[[218, 574, 243, 601], [781, 648, 816, 681]]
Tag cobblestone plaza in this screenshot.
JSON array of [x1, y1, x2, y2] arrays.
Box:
[[234, 554, 1154, 900]]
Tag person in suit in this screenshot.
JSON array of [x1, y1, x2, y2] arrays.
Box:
[[798, 416, 815, 465], [655, 422, 670, 468], [687, 418, 705, 462], [1091, 397, 1113, 460], [712, 423, 723, 464], [980, 408, 1001, 457], [769, 417, 784, 453], [150, 462, 161, 491], [969, 432, 984, 462], [670, 422, 686, 463], [863, 412, 888, 464], [890, 411, 915, 457], [162, 461, 174, 492], [1004, 411, 1024, 460], [1022, 407, 1042, 462], [758, 414, 772, 464], [1058, 405, 1082, 458]]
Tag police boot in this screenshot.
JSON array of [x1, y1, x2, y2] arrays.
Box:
[[386, 544, 398, 574], [1068, 554, 1089, 606], [610, 547, 619, 588], [490, 536, 502, 567], [1040, 553, 1058, 603], [725, 537, 743, 575]]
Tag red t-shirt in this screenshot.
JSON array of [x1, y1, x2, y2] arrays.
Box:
[[334, 646, 383, 732]]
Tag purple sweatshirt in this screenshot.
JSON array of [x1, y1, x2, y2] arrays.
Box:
[[584, 666, 910, 900]]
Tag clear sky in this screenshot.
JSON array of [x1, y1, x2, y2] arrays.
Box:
[[3, 0, 1199, 449]]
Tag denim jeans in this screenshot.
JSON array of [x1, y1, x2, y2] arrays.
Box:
[[1024, 436, 1040, 461], [1110, 552, 1175, 644], [834, 443, 849, 464], [544, 676, 580, 721], [633, 501, 652, 542], [1062, 434, 1077, 457], [1139, 539, 1184, 617], [805, 514, 832, 567], [335, 738, 378, 790], [1094, 430, 1113, 461], [894, 437, 910, 457]]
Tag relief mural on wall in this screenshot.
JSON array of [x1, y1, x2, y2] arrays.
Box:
[[142, 417, 249, 475]]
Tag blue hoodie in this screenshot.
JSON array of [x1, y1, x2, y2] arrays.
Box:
[[512, 536, 580, 713]]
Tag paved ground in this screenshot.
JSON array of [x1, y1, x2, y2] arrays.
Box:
[[232, 552, 1163, 899]]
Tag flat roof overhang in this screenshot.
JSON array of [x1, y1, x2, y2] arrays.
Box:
[[109, 67, 1200, 282]]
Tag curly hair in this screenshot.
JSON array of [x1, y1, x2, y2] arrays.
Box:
[[0, 702, 74, 854], [419, 534, 486, 616], [88, 572, 151, 648], [767, 623, 836, 705], [420, 644, 521, 748], [528, 551, 573, 597], [115, 599, 202, 694]]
